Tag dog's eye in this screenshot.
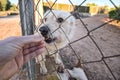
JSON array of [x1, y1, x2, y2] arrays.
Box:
[[57, 17, 64, 23]]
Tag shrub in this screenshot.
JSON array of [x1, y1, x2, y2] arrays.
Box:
[[9, 12, 19, 15], [109, 9, 120, 20], [10, 4, 18, 11]]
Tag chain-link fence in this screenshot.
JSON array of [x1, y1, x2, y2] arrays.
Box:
[[11, 0, 120, 80]]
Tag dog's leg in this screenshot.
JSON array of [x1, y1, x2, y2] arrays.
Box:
[[53, 52, 62, 65], [37, 54, 48, 74], [39, 60, 48, 74]]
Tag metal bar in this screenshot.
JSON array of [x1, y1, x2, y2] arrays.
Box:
[[18, 0, 36, 80]]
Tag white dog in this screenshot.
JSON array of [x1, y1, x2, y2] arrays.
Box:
[[36, 10, 88, 80]]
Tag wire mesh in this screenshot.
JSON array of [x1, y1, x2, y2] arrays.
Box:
[[13, 0, 120, 80]]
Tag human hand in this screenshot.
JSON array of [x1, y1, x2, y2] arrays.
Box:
[[0, 35, 45, 79]]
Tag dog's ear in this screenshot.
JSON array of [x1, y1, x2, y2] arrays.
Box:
[[70, 11, 80, 19], [44, 8, 54, 14], [43, 6, 51, 13], [43, 6, 55, 14], [44, 9, 50, 14]]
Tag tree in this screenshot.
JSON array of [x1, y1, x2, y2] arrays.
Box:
[[0, 0, 7, 11], [0, 0, 11, 11], [10, 4, 17, 11], [6, 0, 11, 10], [0, 2, 2, 11]]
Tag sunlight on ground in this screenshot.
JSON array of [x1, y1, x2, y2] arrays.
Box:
[[0, 15, 21, 40]]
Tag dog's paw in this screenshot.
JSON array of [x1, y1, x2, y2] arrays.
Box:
[[67, 68, 88, 80], [40, 67, 48, 75]]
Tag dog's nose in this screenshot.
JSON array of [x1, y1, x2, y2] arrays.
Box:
[[39, 26, 50, 35]]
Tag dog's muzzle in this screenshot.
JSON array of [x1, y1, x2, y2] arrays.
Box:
[[39, 26, 56, 43]]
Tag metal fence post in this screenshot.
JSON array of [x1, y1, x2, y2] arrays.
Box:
[[18, 0, 36, 80]]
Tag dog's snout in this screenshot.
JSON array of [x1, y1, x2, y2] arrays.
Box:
[[39, 26, 50, 35]]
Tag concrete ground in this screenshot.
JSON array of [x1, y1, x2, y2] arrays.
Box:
[[60, 14, 120, 80]]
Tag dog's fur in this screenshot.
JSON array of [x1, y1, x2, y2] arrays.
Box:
[[57, 67, 88, 80], [36, 10, 88, 80]]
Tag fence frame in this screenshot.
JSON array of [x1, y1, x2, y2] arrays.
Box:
[[19, 0, 36, 80]]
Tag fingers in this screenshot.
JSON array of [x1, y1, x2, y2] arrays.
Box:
[[12, 34, 45, 67], [14, 37, 45, 69], [23, 41, 45, 63], [18, 35, 45, 46], [23, 44, 45, 56], [23, 41, 45, 54], [23, 41, 45, 49], [24, 47, 45, 63]]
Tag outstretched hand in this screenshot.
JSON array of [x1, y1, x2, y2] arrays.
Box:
[[0, 35, 45, 79]]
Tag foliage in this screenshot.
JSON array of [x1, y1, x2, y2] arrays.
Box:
[[75, 6, 89, 13], [6, 0, 11, 10], [0, 0, 7, 11], [109, 9, 120, 20], [0, 2, 2, 11], [10, 4, 18, 11], [0, 0, 18, 11], [9, 12, 19, 15], [86, 3, 97, 6]]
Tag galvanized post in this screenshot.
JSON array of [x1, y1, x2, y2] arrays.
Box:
[[18, 0, 36, 80]]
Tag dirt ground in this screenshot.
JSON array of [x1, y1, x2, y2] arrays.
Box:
[[0, 15, 21, 40]]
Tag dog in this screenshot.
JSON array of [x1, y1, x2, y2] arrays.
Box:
[[36, 10, 88, 80], [36, 10, 76, 74]]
